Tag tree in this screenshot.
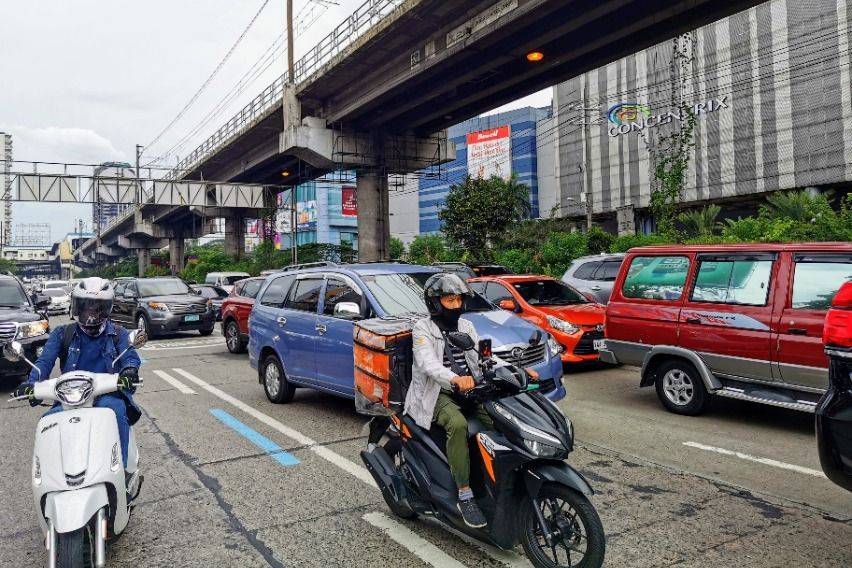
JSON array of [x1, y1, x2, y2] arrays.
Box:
[[408, 235, 456, 265], [438, 175, 530, 259], [0, 258, 17, 275], [677, 204, 721, 237]]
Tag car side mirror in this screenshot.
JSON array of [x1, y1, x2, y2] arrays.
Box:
[[333, 301, 362, 320], [498, 299, 519, 312], [447, 331, 475, 351], [35, 295, 51, 309]]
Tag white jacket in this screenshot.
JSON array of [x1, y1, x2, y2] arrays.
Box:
[[403, 317, 482, 429]]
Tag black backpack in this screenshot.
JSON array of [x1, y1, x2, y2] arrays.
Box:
[[58, 323, 121, 371]]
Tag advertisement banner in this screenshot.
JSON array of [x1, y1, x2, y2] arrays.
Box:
[[297, 200, 318, 229], [467, 125, 511, 180], [342, 187, 357, 217]]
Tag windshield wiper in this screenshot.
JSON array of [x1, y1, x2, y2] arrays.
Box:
[[0, 303, 25, 308]]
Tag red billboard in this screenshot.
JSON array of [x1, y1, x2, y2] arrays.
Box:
[[342, 187, 357, 217]]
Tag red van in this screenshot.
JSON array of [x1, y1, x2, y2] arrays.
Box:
[[599, 243, 852, 416]]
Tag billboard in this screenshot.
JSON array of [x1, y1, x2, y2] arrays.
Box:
[[466, 125, 511, 180], [297, 200, 317, 229], [342, 187, 357, 217]]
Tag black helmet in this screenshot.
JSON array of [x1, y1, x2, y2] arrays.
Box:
[[72, 277, 114, 336], [423, 273, 473, 316]]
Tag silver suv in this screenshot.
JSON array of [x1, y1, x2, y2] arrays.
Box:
[[562, 254, 625, 303]]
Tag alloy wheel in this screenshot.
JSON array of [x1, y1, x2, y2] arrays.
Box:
[[662, 369, 694, 406], [264, 362, 280, 398], [226, 322, 240, 351]]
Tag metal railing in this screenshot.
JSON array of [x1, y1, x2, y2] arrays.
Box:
[[170, 0, 407, 180]]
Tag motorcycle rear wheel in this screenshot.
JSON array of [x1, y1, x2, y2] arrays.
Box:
[[56, 523, 95, 568], [520, 483, 605, 568]]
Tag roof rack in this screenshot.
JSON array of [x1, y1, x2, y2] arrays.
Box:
[[345, 260, 409, 265], [281, 261, 338, 272]]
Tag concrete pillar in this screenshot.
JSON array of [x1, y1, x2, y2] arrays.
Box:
[[224, 214, 246, 258], [169, 231, 185, 275], [357, 169, 390, 262], [137, 249, 150, 277]]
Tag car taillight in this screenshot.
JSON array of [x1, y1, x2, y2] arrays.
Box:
[[823, 282, 852, 348]]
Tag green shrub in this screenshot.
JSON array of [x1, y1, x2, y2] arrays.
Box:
[[389, 237, 405, 260], [609, 233, 670, 253], [408, 235, 452, 265], [494, 248, 539, 274], [585, 226, 614, 254], [539, 232, 588, 277]]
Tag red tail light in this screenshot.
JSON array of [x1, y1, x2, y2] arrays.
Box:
[[823, 281, 852, 348]]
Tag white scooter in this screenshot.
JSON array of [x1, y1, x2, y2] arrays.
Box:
[[5, 329, 147, 568]]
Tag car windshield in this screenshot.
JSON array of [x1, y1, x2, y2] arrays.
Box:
[[199, 286, 228, 299], [362, 272, 493, 316], [138, 279, 191, 297], [43, 289, 67, 298], [0, 280, 28, 307], [513, 280, 587, 305], [43, 282, 68, 289], [224, 275, 247, 285]]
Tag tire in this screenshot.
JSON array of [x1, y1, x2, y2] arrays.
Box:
[[136, 313, 152, 338], [520, 483, 605, 568], [654, 359, 710, 416], [199, 328, 214, 336], [56, 524, 95, 568], [261, 354, 295, 403], [224, 320, 246, 353]]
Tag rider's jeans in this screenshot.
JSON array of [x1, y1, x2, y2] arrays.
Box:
[[44, 393, 130, 467], [433, 393, 494, 490]]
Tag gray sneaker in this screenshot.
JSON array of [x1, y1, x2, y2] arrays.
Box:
[[457, 498, 487, 528]]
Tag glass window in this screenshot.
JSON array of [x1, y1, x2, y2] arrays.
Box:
[[484, 282, 513, 303], [284, 278, 324, 312], [691, 259, 773, 305], [469, 281, 487, 295], [792, 261, 852, 310], [241, 279, 263, 299], [114, 283, 126, 297], [125, 283, 139, 298], [622, 256, 690, 300], [573, 261, 601, 280], [224, 275, 248, 285], [137, 279, 189, 297], [0, 280, 28, 306], [362, 272, 492, 316], [323, 278, 363, 316], [259, 276, 294, 308], [43, 289, 67, 298], [594, 261, 622, 282], [513, 280, 587, 305]]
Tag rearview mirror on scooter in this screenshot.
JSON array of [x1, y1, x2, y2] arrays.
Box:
[[3, 340, 24, 362], [446, 331, 475, 351], [129, 329, 148, 350], [529, 330, 543, 346]]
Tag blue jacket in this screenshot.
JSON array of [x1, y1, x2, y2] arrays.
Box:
[[27, 321, 142, 424]]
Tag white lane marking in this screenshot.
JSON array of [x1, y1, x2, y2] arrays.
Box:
[[170, 368, 376, 487], [426, 520, 530, 567], [141, 339, 224, 351], [683, 442, 826, 478], [151, 370, 196, 395], [363, 512, 468, 568]]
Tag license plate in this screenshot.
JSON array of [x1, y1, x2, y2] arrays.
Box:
[[592, 339, 606, 351], [184, 314, 200, 322]]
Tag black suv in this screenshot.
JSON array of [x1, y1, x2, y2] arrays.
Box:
[[0, 274, 51, 381], [111, 277, 215, 338]]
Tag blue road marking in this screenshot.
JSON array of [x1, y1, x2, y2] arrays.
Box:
[[209, 408, 300, 467]]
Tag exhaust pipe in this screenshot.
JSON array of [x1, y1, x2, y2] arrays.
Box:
[[47, 520, 57, 568], [95, 507, 107, 567]]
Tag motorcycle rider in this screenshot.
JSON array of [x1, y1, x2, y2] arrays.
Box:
[[12, 277, 142, 473], [405, 273, 537, 528]]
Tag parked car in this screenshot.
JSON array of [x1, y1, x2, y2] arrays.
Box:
[[110, 277, 215, 338], [205, 271, 250, 293], [42, 288, 71, 315], [249, 264, 565, 403], [0, 274, 50, 381], [193, 284, 229, 321], [432, 262, 477, 280], [562, 253, 625, 303], [469, 263, 514, 277], [470, 275, 606, 364], [38, 279, 69, 292], [600, 243, 852, 416], [221, 277, 266, 353], [816, 281, 852, 492]]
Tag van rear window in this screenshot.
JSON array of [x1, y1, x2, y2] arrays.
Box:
[[622, 256, 690, 300]]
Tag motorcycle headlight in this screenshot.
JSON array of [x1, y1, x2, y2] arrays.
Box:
[[33, 456, 41, 485], [547, 335, 563, 356], [546, 315, 579, 335], [55, 378, 94, 407], [17, 320, 49, 339], [493, 403, 563, 447], [148, 301, 169, 312], [523, 439, 564, 458]]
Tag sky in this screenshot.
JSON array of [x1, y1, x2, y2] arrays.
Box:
[[0, 0, 551, 244]]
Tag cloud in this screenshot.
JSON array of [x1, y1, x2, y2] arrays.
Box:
[[0, 125, 126, 166]]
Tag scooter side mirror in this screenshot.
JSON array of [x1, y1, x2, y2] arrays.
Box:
[[529, 330, 543, 346], [3, 340, 24, 362], [446, 331, 475, 351], [128, 329, 148, 349]]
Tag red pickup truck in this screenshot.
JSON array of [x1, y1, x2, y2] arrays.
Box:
[[599, 243, 852, 416]]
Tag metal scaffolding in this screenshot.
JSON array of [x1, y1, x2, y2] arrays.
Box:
[[2, 133, 12, 248]]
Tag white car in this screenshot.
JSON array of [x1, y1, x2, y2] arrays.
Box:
[[204, 271, 250, 293], [42, 288, 71, 315]]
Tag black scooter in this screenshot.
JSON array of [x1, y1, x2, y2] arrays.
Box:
[[361, 332, 605, 568]]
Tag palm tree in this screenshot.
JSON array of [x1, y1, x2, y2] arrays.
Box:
[[761, 190, 823, 222], [677, 204, 721, 237]]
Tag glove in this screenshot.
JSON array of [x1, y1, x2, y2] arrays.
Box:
[[12, 384, 40, 406], [118, 368, 140, 390]]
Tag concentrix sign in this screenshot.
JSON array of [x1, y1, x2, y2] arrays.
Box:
[[607, 96, 729, 137]]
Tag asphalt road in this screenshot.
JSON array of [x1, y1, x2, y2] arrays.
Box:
[[0, 315, 849, 567]]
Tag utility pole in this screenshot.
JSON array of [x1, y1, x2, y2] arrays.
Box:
[[286, 0, 295, 83], [291, 186, 298, 264]]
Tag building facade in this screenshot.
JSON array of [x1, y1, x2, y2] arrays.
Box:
[[551, 0, 852, 232], [275, 178, 359, 251]]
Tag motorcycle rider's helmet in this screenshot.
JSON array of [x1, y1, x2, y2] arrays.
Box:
[[72, 277, 114, 336], [423, 273, 473, 316]]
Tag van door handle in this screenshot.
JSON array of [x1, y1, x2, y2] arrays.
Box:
[[788, 328, 807, 335], [276, 316, 287, 326], [315, 323, 327, 335], [590, 285, 601, 291], [685, 317, 701, 324]]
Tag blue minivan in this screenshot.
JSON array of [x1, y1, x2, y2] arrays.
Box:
[[248, 263, 566, 404]]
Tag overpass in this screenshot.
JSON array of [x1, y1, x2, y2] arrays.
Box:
[[83, 0, 766, 270]]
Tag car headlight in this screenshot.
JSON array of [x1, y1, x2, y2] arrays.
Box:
[[17, 320, 49, 339], [148, 301, 169, 312], [523, 438, 564, 458], [547, 335, 563, 356], [546, 315, 579, 335], [55, 378, 94, 407]]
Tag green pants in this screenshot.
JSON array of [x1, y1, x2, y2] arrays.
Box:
[[433, 393, 495, 489]]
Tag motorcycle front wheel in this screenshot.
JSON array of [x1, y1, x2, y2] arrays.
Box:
[[520, 483, 605, 568], [56, 523, 95, 568]]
